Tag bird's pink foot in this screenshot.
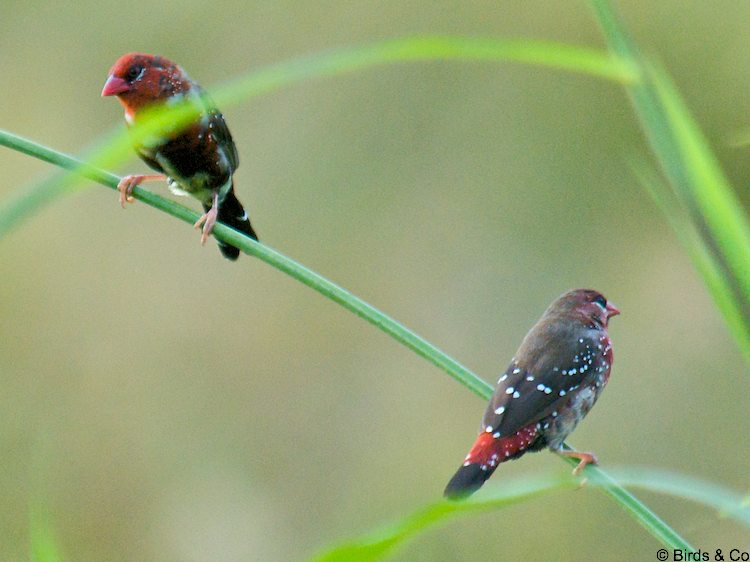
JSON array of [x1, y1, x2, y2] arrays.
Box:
[[557, 450, 598, 476], [194, 203, 219, 245], [117, 174, 167, 208]]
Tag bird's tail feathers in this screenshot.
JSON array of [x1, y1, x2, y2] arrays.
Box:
[[444, 423, 540, 499], [209, 186, 258, 260], [444, 432, 502, 499], [444, 461, 496, 499]]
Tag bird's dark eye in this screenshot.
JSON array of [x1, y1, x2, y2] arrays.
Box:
[[125, 65, 143, 82], [593, 295, 607, 309]]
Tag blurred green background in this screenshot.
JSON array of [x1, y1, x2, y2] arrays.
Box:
[[2, 1, 749, 560]]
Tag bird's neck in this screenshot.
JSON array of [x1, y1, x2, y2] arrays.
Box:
[[123, 107, 136, 125], [115, 96, 141, 124]]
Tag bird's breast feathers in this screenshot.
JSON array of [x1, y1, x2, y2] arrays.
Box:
[[135, 125, 233, 204]]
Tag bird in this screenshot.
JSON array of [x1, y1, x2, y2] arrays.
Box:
[[101, 53, 257, 260], [444, 289, 619, 499]]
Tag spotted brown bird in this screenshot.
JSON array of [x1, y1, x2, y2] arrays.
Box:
[[102, 53, 257, 260], [444, 289, 619, 499]]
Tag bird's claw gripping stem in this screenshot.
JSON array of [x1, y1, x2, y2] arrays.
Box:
[[557, 450, 598, 476], [193, 192, 220, 246], [117, 174, 167, 207]]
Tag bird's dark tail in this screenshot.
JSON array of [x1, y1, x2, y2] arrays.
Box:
[[209, 187, 258, 260], [444, 462, 495, 500], [444, 423, 541, 499], [443, 432, 502, 499]]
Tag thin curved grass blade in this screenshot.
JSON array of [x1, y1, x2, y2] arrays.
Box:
[[312, 467, 748, 562], [632, 159, 750, 359], [589, 0, 750, 362], [29, 504, 63, 562], [311, 473, 574, 562]]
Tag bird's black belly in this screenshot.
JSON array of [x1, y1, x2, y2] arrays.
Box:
[[138, 123, 230, 192]]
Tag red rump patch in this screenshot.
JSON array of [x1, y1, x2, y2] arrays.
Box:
[[465, 423, 539, 469]]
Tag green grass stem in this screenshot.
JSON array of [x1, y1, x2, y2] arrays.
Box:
[[0, 129, 690, 552]]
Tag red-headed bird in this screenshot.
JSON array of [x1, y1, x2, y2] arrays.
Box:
[[444, 289, 619, 499], [102, 53, 257, 260]]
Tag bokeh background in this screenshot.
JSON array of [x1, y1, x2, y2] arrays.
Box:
[[2, 1, 750, 560]]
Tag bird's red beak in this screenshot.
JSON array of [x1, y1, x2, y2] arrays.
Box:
[[606, 301, 620, 318], [101, 75, 130, 97]]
